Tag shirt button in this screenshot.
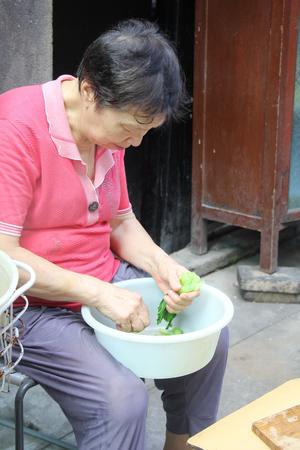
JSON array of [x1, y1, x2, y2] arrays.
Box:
[[88, 201, 99, 212]]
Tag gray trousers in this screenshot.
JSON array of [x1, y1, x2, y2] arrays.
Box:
[[14, 262, 229, 450]]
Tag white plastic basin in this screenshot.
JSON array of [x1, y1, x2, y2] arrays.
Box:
[[82, 277, 234, 379]]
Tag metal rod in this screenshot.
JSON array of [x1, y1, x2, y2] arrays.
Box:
[[15, 377, 37, 450]]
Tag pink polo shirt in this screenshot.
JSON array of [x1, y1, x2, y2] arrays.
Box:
[[0, 75, 132, 310]]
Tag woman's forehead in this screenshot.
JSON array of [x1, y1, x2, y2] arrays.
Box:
[[122, 108, 165, 129]]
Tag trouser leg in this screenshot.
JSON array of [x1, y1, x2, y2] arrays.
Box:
[[155, 326, 229, 436], [13, 307, 148, 450]]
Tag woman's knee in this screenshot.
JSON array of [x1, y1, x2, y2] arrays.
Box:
[[106, 371, 148, 422], [78, 368, 148, 424]]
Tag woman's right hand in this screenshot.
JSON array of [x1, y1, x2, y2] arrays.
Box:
[[88, 278, 150, 333]]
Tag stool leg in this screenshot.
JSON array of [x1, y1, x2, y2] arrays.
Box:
[[15, 377, 37, 450]]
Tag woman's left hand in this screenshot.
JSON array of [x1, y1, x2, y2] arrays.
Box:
[[151, 254, 200, 314]]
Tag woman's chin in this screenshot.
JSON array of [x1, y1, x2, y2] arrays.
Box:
[[109, 144, 125, 151]]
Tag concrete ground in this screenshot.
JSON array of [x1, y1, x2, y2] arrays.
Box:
[[1, 230, 300, 449]]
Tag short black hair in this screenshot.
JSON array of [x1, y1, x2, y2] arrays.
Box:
[[77, 19, 189, 122]]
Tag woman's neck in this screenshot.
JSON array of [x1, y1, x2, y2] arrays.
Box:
[[62, 79, 91, 152]]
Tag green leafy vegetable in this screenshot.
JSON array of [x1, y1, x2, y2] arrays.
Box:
[[157, 300, 176, 329], [156, 271, 203, 330], [178, 271, 203, 293], [159, 326, 184, 336]]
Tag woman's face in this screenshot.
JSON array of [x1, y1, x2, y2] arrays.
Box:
[[80, 82, 165, 150]]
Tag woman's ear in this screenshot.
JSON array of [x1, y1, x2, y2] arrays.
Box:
[[81, 80, 95, 103]]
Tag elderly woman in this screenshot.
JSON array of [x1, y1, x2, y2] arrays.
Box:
[[0, 19, 228, 450]]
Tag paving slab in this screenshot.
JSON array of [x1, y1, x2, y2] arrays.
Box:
[[203, 264, 300, 347], [237, 235, 300, 303], [219, 310, 300, 418], [237, 265, 300, 294]]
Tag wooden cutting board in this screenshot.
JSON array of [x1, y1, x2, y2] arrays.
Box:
[[252, 404, 300, 449]]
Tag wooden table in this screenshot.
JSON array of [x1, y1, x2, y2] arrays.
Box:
[[187, 378, 300, 450]]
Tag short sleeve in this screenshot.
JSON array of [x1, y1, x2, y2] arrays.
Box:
[[116, 150, 132, 216], [0, 120, 39, 236]]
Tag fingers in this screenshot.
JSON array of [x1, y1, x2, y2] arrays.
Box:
[[117, 314, 149, 333], [115, 295, 150, 333], [116, 322, 132, 332], [164, 289, 197, 313], [99, 285, 150, 333]]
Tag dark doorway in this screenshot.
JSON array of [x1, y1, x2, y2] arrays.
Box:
[[53, 0, 195, 253]]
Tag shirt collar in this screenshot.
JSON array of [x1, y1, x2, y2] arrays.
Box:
[[42, 75, 81, 160]]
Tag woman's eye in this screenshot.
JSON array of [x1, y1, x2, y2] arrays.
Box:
[[123, 127, 134, 134]]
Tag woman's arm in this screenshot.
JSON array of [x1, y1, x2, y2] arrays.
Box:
[[110, 213, 199, 313], [0, 233, 149, 331], [110, 212, 170, 278], [0, 233, 102, 303]]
